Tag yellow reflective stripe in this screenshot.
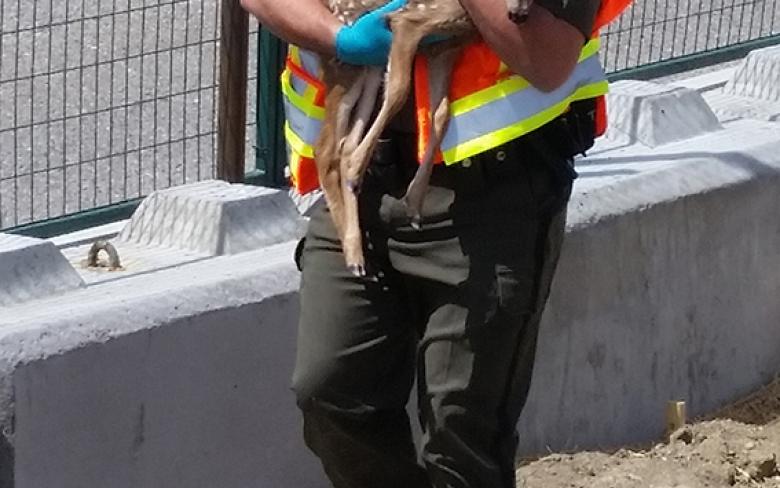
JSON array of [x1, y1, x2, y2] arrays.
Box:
[[280, 69, 325, 119], [303, 84, 319, 102], [442, 80, 609, 164], [288, 151, 303, 185], [449, 77, 530, 116], [579, 38, 601, 62], [289, 45, 301, 65], [450, 39, 602, 117], [285, 121, 315, 158]]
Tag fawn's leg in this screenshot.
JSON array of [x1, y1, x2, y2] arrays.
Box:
[[344, 15, 429, 189], [316, 65, 365, 244], [339, 68, 384, 276], [340, 67, 383, 170], [403, 47, 461, 229], [335, 69, 368, 158]]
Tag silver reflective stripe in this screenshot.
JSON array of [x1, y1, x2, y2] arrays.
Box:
[[283, 97, 322, 146], [440, 55, 606, 152], [290, 72, 308, 95], [298, 49, 321, 78]]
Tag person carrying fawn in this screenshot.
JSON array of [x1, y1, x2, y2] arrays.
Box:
[[241, 0, 631, 486]]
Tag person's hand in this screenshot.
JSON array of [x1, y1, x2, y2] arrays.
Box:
[[335, 0, 408, 66]]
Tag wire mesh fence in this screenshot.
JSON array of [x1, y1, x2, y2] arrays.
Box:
[[602, 0, 780, 74], [1, 0, 779, 232], [0, 0, 258, 231]]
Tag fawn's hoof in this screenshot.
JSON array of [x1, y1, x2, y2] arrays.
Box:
[[401, 197, 423, 231], [410, 215, 422, 231], [348, 263, 367, 277]]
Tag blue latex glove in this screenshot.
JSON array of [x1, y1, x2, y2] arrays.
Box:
[[335, 0, 408, 66], [335, 0, 453, 65]]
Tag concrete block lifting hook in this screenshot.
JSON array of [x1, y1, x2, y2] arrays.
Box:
[[86, 240, 123, 271]]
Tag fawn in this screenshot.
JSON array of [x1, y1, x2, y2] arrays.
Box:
[[317, 0, 532, 276]]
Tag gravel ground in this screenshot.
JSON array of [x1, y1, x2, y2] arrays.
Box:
[[519, 379, 780, 488], [0, 0, 778, 230]]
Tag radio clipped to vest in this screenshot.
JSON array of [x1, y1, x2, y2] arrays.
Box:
[[553, 97, 600, 159], [521, 95, 608, 184]]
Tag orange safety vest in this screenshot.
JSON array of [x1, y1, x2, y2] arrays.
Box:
[[284, 0, 633, 195]]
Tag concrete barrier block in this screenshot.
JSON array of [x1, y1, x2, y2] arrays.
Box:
[[0, 242, 322, 488], [118, 180, 306, 256], [606, 80, 723, 148], [725, 44, 780, 102], [0, 234, 84, 307], [668, 67, 736, 93], [288, 188, 323, 217], [702, 91, 780, 123]]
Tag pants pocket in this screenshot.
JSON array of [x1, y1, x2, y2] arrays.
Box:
[[494, 262, 537, 319]]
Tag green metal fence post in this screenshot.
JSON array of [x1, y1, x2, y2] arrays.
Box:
[[252, 28, 289, 187]]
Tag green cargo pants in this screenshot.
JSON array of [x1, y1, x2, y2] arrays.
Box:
[[292, 132, 572, 488]]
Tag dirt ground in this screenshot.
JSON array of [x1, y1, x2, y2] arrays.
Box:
[[518, 378, 780, 488]]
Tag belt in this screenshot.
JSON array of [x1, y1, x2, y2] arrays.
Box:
[[366, 130, 575, 196]]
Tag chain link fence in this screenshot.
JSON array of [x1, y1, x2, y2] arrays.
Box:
[[602, 0, 780, 75], [1, 0, 779, 233], [0, 0, 258, 231]]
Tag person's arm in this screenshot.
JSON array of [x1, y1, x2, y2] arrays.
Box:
[[239, 0, 341, 56], [458, 0, 598, 92], [241, 0, 409, 66]]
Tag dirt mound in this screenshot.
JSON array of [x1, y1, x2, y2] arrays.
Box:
[[519, 378, 780, 488]]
